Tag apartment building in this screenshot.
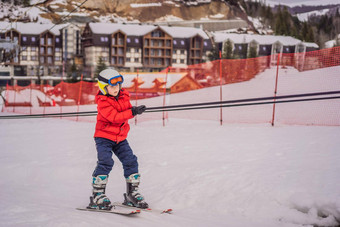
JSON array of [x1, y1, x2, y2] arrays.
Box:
[[0, 22, 84, 80], [82, 22, 212, 76]]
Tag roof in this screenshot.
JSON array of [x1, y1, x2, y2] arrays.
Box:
[[89, 22, 209, 39], [159, 26, 209, 39], [213, 32, 303, 46], [0, 22, 67, 36], [121, 72, 187, 89], [89, 23, 156, 36]]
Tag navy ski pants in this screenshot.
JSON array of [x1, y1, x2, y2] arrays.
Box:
[[92, 137, 138, 178]]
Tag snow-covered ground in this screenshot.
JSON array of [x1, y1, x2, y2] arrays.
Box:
[[0, 117, 339, 227], [0, 64, 340, 226]]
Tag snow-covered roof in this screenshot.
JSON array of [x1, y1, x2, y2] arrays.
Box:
[[89, 23, 157, 36], [325, 40, 336, 48], [0, 22, 67, 36], [89, 23, 209, 39], [121, 73, 187, 89], [160, 26, 209, 39], [302, 42, 319, 48], [213, 32, 303, 46]]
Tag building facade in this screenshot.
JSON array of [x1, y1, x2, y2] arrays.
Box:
[[81, 22, 212, 76]]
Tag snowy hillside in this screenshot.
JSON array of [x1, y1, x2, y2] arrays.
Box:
[[1, 65, 340, 226]]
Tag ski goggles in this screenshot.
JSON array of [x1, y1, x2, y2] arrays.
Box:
[[98, 75, 124, 86]]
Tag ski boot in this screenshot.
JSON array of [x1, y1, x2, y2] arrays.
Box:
[[87, 175, 112, 210], [123, 173, 149, 209]]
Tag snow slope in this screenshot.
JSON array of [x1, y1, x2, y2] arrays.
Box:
[[0, 117, 339, 227]]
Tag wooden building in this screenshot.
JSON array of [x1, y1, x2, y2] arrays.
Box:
[[81, 22, 212, 76]]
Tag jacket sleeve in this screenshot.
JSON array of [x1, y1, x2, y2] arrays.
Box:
[[97, 99, 133, 123]]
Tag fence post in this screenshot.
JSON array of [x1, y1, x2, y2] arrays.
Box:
[[271, 53, 281, 126], [162, 67, 169, 127], [219, 51, 223, 126], [13, 84, 16, 113], [30, 79, 32, 115], [76, 74, 84, 121]]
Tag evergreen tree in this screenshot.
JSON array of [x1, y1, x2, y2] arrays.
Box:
[[207, 44, 220, 61], [95, 57, 107, 79], [248, 45, 258, 58], [222, 40, 233, 59]]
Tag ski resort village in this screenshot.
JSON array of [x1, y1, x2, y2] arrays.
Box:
[[0, 0, 340, 227]]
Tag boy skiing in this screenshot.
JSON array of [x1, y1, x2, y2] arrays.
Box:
[[88, 68, 148, 210]]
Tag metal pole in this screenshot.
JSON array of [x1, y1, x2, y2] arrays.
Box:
[[219, 51, 223, 126], [271, 53, 281, 126], [162, 67, 169, 127]]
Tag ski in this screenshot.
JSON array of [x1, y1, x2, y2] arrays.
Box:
[[112, 202, 172, 214], [76, 206, 141, 216]]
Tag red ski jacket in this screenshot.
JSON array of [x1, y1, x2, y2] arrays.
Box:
[[94, 89, 134, 143]]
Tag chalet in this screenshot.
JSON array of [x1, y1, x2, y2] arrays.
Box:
[[121, 72, 203, 99], [81, 22, 212, 76]]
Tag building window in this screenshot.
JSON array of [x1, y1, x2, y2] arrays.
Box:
[[180, 50, 185, 54], [173, 40, 177, 45], [135, 38, 139, 43], [48, 38, 52, 45], [134, 58, 139, 62], [31, 47, 36, 51], [136, 48, 139, 53], [101, 37, 108, 42], [40, 38, 45, 45], [22, 56, 27, 61], [204, 41, 207, 46], [151, 31, 163, 37], [180, 59, 185, 64], [127, 48, 131, 52], [31, 37, 36, 42], [118, 48, 124, 55], [55, 56, 60, 61], [31, 55, 37, 61], [47, 56, 53, 64], [22, 36, 27, 42], [126, 58, 130, 62], [47, 47, 53, 54], [40, 47, 45, 54], [40, 57, 45, 63], [56, 37, 60, 43], [238, 46, 242, 50], [127, 38, 131, 43], [180, 40, 185, 45], [172, 59, 176, 63], [55, 47, 60, 52], [263, 46, 266, 51]]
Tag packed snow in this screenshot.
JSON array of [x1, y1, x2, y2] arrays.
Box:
[[1, 65, 340, 226]]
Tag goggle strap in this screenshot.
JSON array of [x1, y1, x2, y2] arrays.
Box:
[[98, 75, 109, 84]]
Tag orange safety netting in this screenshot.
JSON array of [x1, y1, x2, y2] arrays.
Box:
[[2, 46, 340, 126]]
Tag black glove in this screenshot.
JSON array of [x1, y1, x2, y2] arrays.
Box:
[[131, 105, 146, 116]]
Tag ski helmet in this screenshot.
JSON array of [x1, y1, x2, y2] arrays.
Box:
[[97, 68, 124, 95]]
